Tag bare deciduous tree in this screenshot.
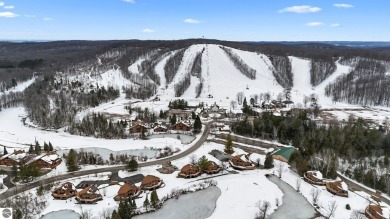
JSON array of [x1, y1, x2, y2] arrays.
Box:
[[277, 162, 284, 178], [296, 178, 302, 192], [190, 154, 197, 165], [255, 200, 271, 219], [310, 188, 321, 205], [350, 210, 364, 219], [327, 201, 338, 218]]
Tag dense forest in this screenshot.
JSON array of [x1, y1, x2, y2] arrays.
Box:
[[232, 110, 390, 194], [164, 48, 187, 85], [268, 55, 293, 89], [310, 58, 337, 86], [325, 58, 390, 106]]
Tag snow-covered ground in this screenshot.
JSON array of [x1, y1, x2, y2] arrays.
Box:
[[0, 175, 8, 194]]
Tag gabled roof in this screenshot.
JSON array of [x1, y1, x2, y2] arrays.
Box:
[[272, 147, 296, 161]]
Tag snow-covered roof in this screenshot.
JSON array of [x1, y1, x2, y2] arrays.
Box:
[[27, 153, 60, 165], [2, 152, 27, 162], [381, 207, 390, 219], [308, 170, 323, 180]]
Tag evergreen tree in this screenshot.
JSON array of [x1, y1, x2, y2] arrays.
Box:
[[127, 157, 138, 171], [224, 134, 234, 153], [109, 153, 115, 164], [159, 110, 164, 119], [197, 155, 209, 172], [191, 111, 196, 120], [66, 149, 79, 172], [48, 142, 53, 151], [143, 193, 150, 210], [12, 163, 18, 176], [28, 144, 33, 154], [34, 141, 41, 154], [118, 199, 131, 219], [19, 163, 41, 182], [132, 199, 137, 209], [150, 190, 159, 208], [193, 115, 202, 133], [111, 210, 121, 219], [43, 142, 49, 151], [3, 146, 7, 155], [170, 114, 177, 125], [264, 153, 274, 169], [11, 78, 17, 88]]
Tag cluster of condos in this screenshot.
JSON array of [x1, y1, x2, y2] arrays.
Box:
[[303, 170, 389, 219], [0, 149, 62, 169], [52, 175, 165, 204]]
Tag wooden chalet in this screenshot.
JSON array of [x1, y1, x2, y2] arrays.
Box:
[[0, 150, 28, 166], [52, 182, 77, 200], [303, 171, 325, 186], [140, 175, 164, 190], [172, 121, 191, 132], [325, 180, 348, 197], [29, 153, 62, 169], [229, 154, 255, 170], [76, 185, 103, 203], [129, 123, 149, 134], [114, 183, 141, 201], [178, 164, 201, 178], [153, 125, 168, 133], [365, 205, 390, 219], [203, 161, 221, 174]]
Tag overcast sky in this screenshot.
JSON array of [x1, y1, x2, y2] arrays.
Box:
[[0, 0, 389, 41]]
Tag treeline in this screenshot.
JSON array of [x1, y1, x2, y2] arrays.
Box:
[[68, 113, 128, 139], [220, 46, 256, 79], [174, 73, 191, 97], [190, 50, 203, 78], [164, 48, 186, 84], [268, 55, 293, 89], [0, 91, 24, 111], [325, 59, 390, 106], [190, 50, 204, 98], [310, 58, 336, 86]]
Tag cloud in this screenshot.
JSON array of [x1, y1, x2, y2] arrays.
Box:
[[306, 22, 324, 27], [142, 28, 155, 33], [0, 2, 4, 7], [333, 3, 354, 8], [24, 14, 36, 18], [0, 12, 18, 18], [122, 0, 135, 3], [4, 5, 14, 9], [279, 5, 321, 13], [43, 17, 53, 21], [183, 18, 200, 24], [330, 23, 341, 27]]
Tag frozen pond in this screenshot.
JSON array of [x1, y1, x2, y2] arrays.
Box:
[[58, 147, 158, 160], [134, 186, 221, 219], [40, 210, 80, 219], [148, 134, 195, 144], [268, 175, 318, 219]]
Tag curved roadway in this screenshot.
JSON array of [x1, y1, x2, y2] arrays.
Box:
[[0, 123, 211, 200]]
